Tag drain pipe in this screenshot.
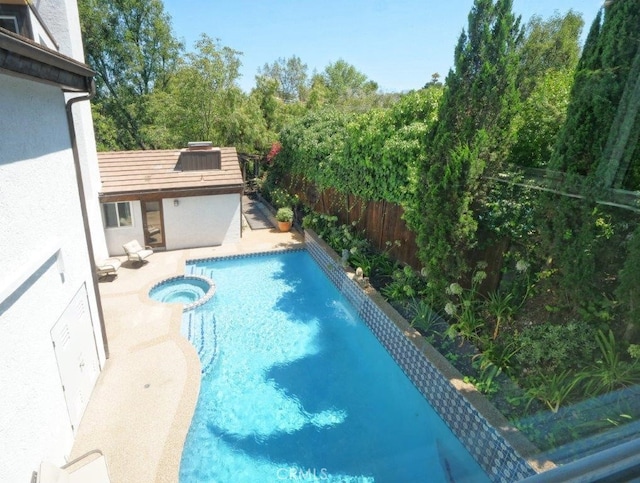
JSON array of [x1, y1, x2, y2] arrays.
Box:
[[64, 79, 110, 361]]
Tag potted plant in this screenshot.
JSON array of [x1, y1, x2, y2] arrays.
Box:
[[276, 207, 294, 232]]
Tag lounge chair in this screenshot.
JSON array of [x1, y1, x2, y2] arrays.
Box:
[[96, 258, 122, 278], [33, 449, 111, 483], [123, 239, 153, 265]]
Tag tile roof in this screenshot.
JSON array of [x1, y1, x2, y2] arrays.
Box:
[[98, 147, 244, 195]]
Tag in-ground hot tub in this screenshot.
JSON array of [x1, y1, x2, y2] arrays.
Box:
[[149, 275, 216, 310]]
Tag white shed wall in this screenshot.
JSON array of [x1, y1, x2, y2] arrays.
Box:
[[103, 201, 145, 256], [0, 75, 105, 481], [163, 194, 241, 250]]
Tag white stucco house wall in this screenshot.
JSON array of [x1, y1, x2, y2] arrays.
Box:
[[98, 144, 244, 255], [0, 1, 108, 481]]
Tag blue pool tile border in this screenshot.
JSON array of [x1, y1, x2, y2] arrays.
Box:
[[304, 229, 542, 483], [186, 247, 306, 267]]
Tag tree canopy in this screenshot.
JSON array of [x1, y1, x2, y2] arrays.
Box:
[[78, 0, 182, 150], [517, 10, 583, 99], [508, 12, 583, 167], [257, 56, 309, 103], [146, 35, 270, 153]]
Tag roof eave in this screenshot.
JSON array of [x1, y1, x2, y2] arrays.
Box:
[[0, 27, 94, 92], [99, 183, 244, 200]]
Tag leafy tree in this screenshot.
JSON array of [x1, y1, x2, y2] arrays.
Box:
[[516, 11, 583, 99], [78, 0, 182, 149], [533, 2, 640, 323], [251, 75, 280, 131], [409, 0, 521, 294], [387, 88, 442, 127], [312, 60, 380, 111], [250, 75, 308, 137], [549, 9, 602, 175], [508, 11, 583, 168], [306, 73, 331, 110], [149, 35, 269, 153], [257, 56, 309, 103], [342, 108, 423, 204], [322, 60, 370, 96], [275, 108, 352, 189], [275, 87, 441, 204], [509, 69, 574, 167], [424, 72, 443, 88]]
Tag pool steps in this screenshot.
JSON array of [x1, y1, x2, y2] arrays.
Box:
[[183, 311, 217, 375]]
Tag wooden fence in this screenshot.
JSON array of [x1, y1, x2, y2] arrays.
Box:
[[287, 176, 422, 268]]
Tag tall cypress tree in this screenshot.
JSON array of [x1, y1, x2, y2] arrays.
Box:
[[539, 1, 640, 313], [407, 0, 521, 294], [433, 0, 520, 155], [549, 9, 602, 174], [600, 43, 640, 188], [551, 0, 640, 182]]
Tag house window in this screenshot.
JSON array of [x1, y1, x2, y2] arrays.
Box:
[[0, 15, 18, 32], [0, 4, 32, 38], [102, 202, 132, 228]]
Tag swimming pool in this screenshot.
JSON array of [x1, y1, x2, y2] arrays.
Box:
[[179, 250, 490, 482]]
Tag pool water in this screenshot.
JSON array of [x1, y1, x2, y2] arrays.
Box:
[[179, 251, 489, 482]]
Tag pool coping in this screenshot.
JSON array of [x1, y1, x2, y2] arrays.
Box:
[[303, 229, 556, 482]]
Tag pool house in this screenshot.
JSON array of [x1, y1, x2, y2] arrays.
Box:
[[98, 143, 244, 256]]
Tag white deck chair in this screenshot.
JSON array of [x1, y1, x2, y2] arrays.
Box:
[[96, 258, 122, 278], [122, 239, 153, 265], [34, 449, 111, 483]]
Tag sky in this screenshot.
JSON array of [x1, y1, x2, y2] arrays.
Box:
[[162, 0, 603, 93]]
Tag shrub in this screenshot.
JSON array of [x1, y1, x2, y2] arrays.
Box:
[[577, 330, 640, 396], [270, 187, 299, 209], [381, 265, 427, 302], [514, 321, 597, 376], [276, 207, 293, 222], [524, 370, 581, 413], [407, 298, 440, 334], [303, 213, 369, 255]]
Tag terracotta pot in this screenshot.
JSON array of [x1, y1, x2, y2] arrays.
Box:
[[278, 221, 292, 232]]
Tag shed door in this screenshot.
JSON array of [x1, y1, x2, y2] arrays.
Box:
[[50, 284, 100, 433], [142, 200, 165, 248]]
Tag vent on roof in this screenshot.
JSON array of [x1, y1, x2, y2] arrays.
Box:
[[178, 142, 221, 171]]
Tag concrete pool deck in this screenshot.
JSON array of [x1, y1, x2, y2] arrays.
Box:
[[70, 225, 304, 483]]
